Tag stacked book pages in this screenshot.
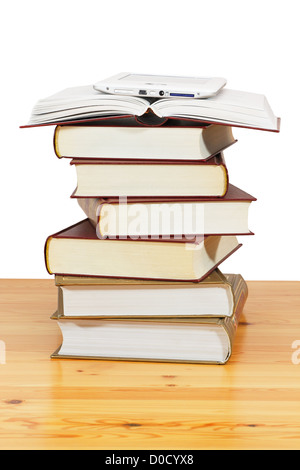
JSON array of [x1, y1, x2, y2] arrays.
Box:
[[23, 84, 280, 364]]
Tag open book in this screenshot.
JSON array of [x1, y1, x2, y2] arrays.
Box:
[[23, 85, 280, 131]]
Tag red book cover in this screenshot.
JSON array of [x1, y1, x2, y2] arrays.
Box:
[[44, 219, 242, 282]]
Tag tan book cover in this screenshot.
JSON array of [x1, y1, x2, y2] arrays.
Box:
[[53, 271, 246, 319], [50, 273, 248, 364], [55, 267, 227, 286], [53, 270, 245, 319]]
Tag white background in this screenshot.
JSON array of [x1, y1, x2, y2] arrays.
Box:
[[1, 0, 299, 280]]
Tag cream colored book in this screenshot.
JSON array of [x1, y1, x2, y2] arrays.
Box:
[[77, 184, 256, 238], [50, 274, 248, 364], [54, 123, 236, 161], [53, 271, 246, 319], [71, 153, 228, 198]]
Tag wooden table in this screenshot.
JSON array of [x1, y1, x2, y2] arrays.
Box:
[[0, 279, 300, 450]]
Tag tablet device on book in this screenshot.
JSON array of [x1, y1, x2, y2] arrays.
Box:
[[93, 73, 227, 99]]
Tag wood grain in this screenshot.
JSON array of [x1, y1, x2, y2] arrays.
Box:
[[0, 279, 300, 450]]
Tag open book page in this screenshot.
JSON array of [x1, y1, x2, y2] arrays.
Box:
[[26, 85, 279, 131], [28, 85, 149, 125], [151, 89, 279, 130]]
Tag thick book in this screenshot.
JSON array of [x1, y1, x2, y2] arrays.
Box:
[[53, 270, 247, 319], [45, 219, 242, 281], [22, 84, 280, 132], [50, 275, 248, 364], [71, 153, 228, 198], [54, 122, 236, 161], [77, 183, 256, 238]]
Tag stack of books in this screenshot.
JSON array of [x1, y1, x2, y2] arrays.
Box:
[[23, 84, 280, 364]]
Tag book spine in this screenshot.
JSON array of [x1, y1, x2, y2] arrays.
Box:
[[221, 277, 248, 361], [44, 236, 53, 275], [57, 287, 64, 316], [53, 126, 62, 158]]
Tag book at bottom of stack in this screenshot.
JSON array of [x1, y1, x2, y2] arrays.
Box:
[[51, 269, 248, 364], [46, 217, 248, 364]]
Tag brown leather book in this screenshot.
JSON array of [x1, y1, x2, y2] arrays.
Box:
[[45, 219, 242, 282]]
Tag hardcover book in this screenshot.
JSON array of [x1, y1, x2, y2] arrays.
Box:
[[77, 183, 256, 238], [22, 84, 280, 132], [53, 271, 247, 319], [71, 153, 229, 198], [50, 274, 248, 364], [45, 219, 242, 281], [54, 122, 236, 161]]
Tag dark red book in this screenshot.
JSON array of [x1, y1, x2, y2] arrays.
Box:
[[45, 219, 242, 282]]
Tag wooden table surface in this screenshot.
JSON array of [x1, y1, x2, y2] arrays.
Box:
[[0, 279, 300, 450]]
